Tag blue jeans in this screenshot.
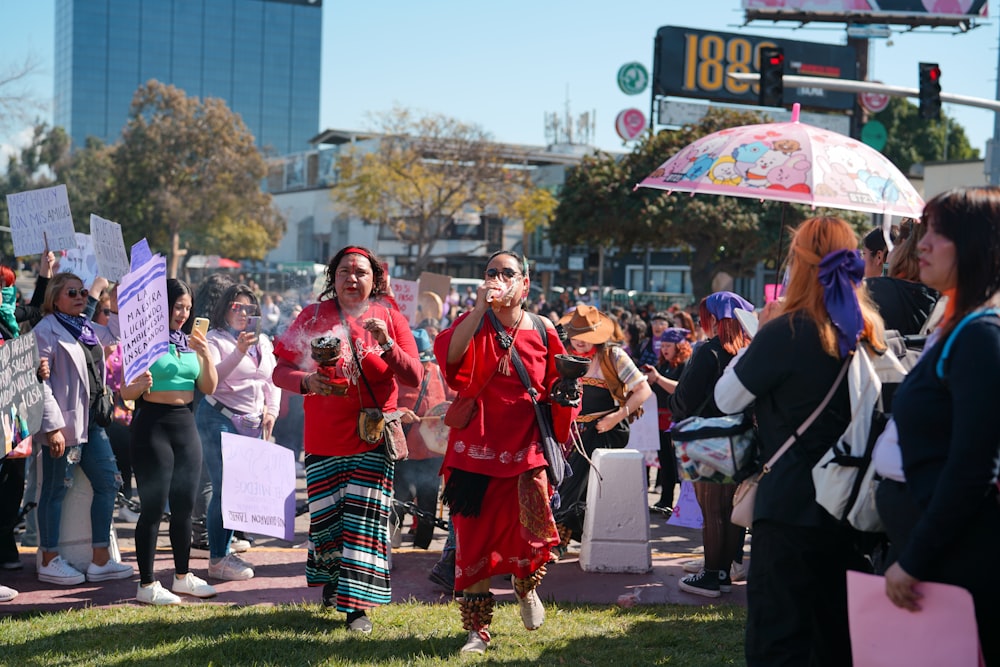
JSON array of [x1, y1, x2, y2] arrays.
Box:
[[38, 414, 122, 551], [195, 400, 241, 559]]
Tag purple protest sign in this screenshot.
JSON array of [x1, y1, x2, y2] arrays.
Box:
[[220, 433, 296, 541]]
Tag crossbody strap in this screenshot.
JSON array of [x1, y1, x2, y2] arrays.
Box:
[[761, 353, 851, 475], [337, 301, 382, 409]]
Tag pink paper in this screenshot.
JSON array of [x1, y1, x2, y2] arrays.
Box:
[[847, 571, 983, 667]]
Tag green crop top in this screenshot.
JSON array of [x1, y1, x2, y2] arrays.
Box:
[[148, 344, 201, 392]]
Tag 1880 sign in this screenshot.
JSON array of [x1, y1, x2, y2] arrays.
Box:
[[654, 26, 857, 112]]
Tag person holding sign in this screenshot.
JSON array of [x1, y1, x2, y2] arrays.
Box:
[[195, 283, 280, 581], [272, 246, 421, 634], [121, 278, 219, 605], [32, 273, 134, 586]]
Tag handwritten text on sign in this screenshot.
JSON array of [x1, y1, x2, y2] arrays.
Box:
[[393, 278, 418, 325], [6, 184, 77, 255], [221, 432, 296, 541], [118, 255, 169, 385], [0, 333, 44, 439]]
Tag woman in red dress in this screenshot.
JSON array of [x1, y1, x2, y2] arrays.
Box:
[[434, 250, 578, 654]]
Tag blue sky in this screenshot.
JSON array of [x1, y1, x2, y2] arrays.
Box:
[[1, 1, 997, 161]]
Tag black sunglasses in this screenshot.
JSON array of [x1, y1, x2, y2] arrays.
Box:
[[101, 308, 112, 316], [66, 288, 88, 298], [485, 268, 521, 280]]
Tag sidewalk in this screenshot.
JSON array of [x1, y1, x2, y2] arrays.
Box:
[[1, 488, 747, 614]]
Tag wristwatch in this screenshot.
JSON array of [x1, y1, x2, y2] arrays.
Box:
[[380, 339, 395, 353]]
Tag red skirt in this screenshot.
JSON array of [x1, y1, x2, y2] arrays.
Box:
[[452, 469, 559, 591]]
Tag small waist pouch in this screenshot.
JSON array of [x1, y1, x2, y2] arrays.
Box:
[[358, 408, 386, 444], [231, 412, 264, 438]]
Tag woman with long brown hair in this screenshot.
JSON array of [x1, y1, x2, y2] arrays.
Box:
[[715, 216, 885, 666]]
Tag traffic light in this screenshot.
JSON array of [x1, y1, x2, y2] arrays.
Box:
[[918, 62, 942, 120], [758, 47, 785, 108]]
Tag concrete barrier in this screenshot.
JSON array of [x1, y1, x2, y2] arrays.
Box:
[[579, 448, 651, 573], [34, 464, 120, 572]]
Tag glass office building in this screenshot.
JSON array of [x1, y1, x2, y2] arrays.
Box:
[[54, 0, 322, 155]]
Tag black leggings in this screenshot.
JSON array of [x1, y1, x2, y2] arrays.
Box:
[[130, 401, 203, 585]]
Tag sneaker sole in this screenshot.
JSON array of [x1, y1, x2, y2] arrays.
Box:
[[678, 581, 721, 598], [209, 570, 255, 581], [173, 589, 218, 598], [87, 569, 135, 582], [38, 574, 86, 586]]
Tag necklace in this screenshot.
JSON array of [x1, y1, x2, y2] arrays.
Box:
[[495, 309, 525, 376]]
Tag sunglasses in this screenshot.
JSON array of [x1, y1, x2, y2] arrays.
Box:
[[485, 268, 521, 280], [101, 308, 112, 316], [66, 288, 88, 298], [229, 303, 259, 316]]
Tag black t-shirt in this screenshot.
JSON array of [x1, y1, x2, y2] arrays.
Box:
[[866, 277, 938, 335], [732, 312, 851, 527], [669, 337, 732, 421]]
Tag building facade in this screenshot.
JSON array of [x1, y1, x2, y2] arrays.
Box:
[[54, 0, 321, 155]]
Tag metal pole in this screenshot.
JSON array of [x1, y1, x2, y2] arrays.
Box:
[[993, 21, 1000, 186]]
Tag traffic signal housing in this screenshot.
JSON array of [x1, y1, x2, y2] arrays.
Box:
[[918, 62, 942, 121], [759, 47, 785, 108]]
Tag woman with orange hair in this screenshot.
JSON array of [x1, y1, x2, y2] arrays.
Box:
[[715, 216, 885, 666]]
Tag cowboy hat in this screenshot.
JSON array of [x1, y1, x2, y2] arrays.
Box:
[[557, 304, 616, 344]]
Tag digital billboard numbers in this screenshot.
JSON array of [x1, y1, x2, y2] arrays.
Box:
[[653, 26, 858, 112]]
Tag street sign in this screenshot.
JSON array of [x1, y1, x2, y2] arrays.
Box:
[[861, 120, 888, 152], [617, 62, 649, 95], [653, 26, 857, 112], [860, 86, 891, 114], [656, 98, 851, 135], [615, 108, 647, 141]]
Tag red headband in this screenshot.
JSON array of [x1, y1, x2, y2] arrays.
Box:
[[341, 246, 368, 258]]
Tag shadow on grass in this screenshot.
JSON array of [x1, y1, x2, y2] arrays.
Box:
[[6, 601, 747, 666]]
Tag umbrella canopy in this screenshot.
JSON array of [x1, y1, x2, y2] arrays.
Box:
[[636, 104, 923, 219]]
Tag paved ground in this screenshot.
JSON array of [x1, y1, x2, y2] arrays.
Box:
[[1, 484, 748, 615]]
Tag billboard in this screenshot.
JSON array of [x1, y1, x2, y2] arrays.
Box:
[[743, 1, 987, 24], [653, 27, 857, 111]]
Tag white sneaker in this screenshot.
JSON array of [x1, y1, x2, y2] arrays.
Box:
[[37, 556, 86, 585], [172, 572, 217, 598], [682, 558, 704, 574], [136, 581, 181, 606], [731, 561, 747, 582], [0, 584, 17, 602], [87, 559, 135, 582], [460, 630, 489, 654], [230, 537, 251, 553], [515, 587, 545, 630], [208, 553, 254, 581]]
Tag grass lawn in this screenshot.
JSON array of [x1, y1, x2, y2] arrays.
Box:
[[2, 599, 747, 666]]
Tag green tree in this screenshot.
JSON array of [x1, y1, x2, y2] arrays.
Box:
[[875, 97, 980, 173], [104, 81, 284, 277], [332, 107, 557, 278]]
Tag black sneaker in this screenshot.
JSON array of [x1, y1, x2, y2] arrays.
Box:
[[719, 569, 732, 593], [679, 569, 722, 598], [428, 563, 455, 593]]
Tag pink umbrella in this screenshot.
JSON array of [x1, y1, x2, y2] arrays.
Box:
[[636, 104, 923, 219]]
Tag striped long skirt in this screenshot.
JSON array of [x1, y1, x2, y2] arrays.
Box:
[[304, 449, 393, 612]]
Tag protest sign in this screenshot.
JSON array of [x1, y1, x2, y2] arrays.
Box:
[[90, 215, 130, 282], [626, 394, 660, 452], [418, 271, 452, 301], [0, 333, 43, 457], [118, 255, 169, 385], [130, 238, 153, 272], [61, 233, 98, 288], [392, 278, 419, 325], [221, 432, 296, 541], [6, 184, 77, 255]]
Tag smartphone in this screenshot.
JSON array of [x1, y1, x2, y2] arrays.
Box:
[[192, 317, 210, 336], [245, 315, 262, 336]]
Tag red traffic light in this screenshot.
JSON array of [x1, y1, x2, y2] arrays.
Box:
[[768, 54, 785, 67], [928, 65, 941, 81]]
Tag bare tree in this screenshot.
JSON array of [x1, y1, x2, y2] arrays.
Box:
[[0, 55, 45, 136]]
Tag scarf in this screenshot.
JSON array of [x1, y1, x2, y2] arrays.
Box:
[[54, 311, 100, 346], [169, 328, 190, 353], [0, 286, 18, 339], [818, 249, 865, 358]]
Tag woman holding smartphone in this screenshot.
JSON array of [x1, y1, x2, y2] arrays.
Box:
[[195, 284, 280, 581], [121, 278, 219, 605]]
